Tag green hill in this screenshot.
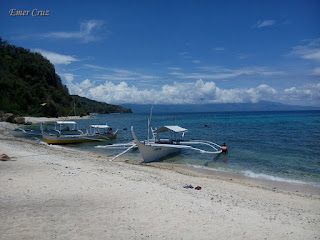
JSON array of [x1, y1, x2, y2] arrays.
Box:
[[71, 95, 132, 114], [0, 38, 131, 117]]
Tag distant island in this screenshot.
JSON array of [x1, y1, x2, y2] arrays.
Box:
[[0, 38, 132, 117]]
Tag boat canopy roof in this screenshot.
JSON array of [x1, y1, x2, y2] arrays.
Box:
[[154, 126, 188, 133], [56, 121, 77, 125], [90, 124, 111, 128]]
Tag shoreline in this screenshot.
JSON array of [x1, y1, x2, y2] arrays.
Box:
[[107, 145, 320, 196], [23, 115, 91, 124], [0, 115, 91, 130], [2, 119, 320, 196], [1, 122, 320, 239], [153, 163, 320, 196]]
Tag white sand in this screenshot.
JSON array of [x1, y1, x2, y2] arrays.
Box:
[[0, 124, 319, 240], [23, 115, 90, 124]]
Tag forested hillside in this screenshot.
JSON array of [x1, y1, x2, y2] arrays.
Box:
[[71, 95, 132, 114], [0, 38, 131, 117]]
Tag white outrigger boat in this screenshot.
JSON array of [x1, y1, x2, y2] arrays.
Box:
[[42, 121, 117, 145], [97, 124, 222, 162], [97, 106, 223, 162], [131, 125, 222, 162]]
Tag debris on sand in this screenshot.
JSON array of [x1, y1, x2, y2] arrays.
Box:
[[0, 154, 16, 161]]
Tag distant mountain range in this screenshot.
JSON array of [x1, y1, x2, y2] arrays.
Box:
[[122, 101, 320, 113]]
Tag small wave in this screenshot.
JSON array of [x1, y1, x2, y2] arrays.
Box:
[[188, 164, 320, 187], [242, 170, 311, 185]]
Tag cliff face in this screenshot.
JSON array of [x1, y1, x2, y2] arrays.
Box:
[[0, 38, 131, 117]]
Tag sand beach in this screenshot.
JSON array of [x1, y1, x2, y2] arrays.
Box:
[[0, 121, 319, 240]]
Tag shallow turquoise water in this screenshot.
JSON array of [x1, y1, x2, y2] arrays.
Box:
[[37, 111, 320, 185]]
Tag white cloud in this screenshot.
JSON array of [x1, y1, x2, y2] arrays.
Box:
[[290, 38, 320, 62], [170, 66, 285, 80], [61, 71, 320, 105], [84, 64, 159, 82], [192, 60, 201, 64], [284, 87, 312, 100], [303, 51, 320, 61], [289, 38, 320, 76], [33, 49, 80, 65], [255, 20, 276, 28], [63, 76, 284, 105], [61, 73, 75, 83], [283, 84, 320, 105], [167, 67, 182, 71], [44, 20, 105, 43]]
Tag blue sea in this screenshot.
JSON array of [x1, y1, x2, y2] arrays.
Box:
[[33, 111, 320, 186]]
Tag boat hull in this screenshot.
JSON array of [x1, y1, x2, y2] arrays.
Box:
[[131, 126, 222, 162], [137, 143, 181, 163], [131, 127, 181, 162], [42, 133, 117, 145]]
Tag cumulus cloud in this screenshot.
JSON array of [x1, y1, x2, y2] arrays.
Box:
[[284, 87, 311, 99], [61, 72, 320, 106], [63, 76, 283, 105], [44, 20, 105, 43], [280, 83, 320, 106], [61, 73, 75, 83], [283, 84, 320, 103], [255, 20, 276, 28], [33, 49, 80, 65]]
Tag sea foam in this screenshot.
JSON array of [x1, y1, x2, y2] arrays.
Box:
[[242, 170, 311, 185]]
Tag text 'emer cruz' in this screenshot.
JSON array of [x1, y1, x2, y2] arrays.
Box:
[[9, 9, 50, 16]]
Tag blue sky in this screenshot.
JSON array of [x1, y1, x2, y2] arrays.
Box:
[[1, 0, 320, 106]]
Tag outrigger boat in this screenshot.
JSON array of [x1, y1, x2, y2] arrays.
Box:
[[42, 121, 117, 145], [97, 123, 222, 162], [131, 125, 222, 162]]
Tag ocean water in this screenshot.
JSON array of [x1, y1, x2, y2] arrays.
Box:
[[33, 111, 320, 186]]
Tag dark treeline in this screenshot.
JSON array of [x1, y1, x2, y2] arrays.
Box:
[[0, 38, 131, 117]]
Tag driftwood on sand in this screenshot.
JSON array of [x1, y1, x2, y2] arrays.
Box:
[[0, 154, 16, 161]]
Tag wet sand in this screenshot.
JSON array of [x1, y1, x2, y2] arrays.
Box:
[[1, 122, 319, 239]]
